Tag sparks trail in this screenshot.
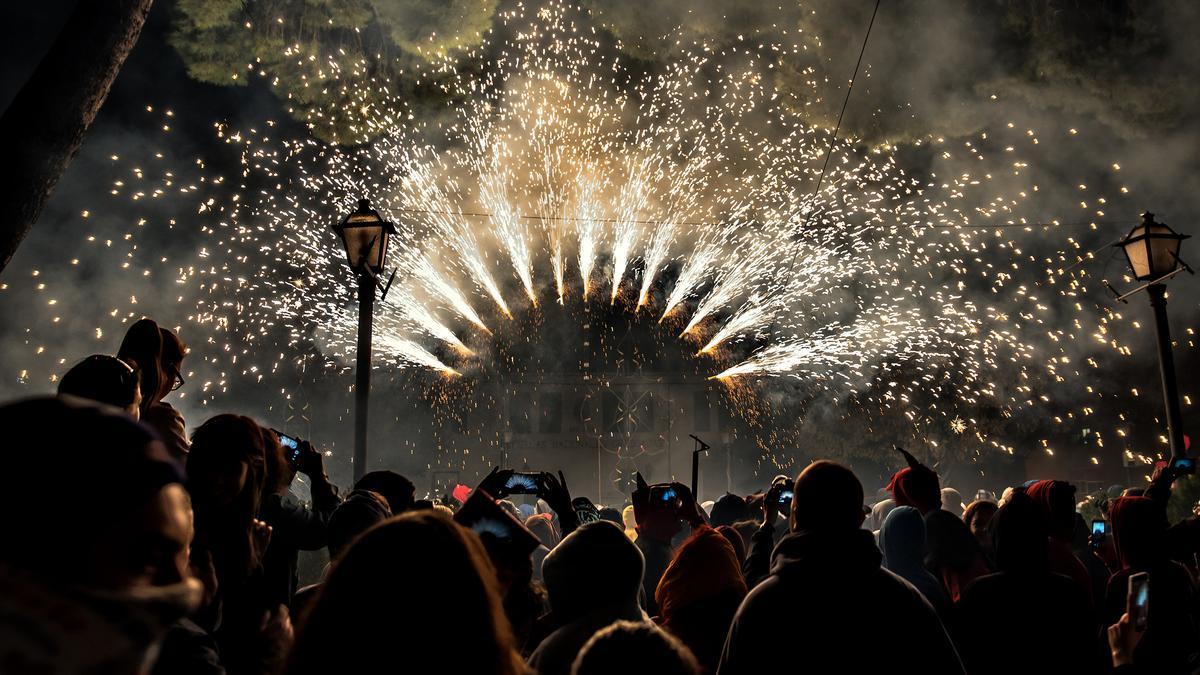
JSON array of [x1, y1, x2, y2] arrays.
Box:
[[216, 2, 1047, 419], [52, 0, 1168, 464]]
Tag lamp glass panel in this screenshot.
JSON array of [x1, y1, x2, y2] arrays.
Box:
[[1147, 223, 1182, 278], [342, 224, 383, 269], [1122, 224, 1151, 279]]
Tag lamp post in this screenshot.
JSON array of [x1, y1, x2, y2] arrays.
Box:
[[1114, 212, 1190, 458], [332, 199, 397, 480]]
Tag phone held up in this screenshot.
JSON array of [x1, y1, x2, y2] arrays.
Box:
[[1090, 519, 1107, 549], [502, 471, 543, 496], [649, 484, 682, 510], [1171, 456, 1196, 475], [1128, 571, 1150, 632], [272, 429, 303, 468]]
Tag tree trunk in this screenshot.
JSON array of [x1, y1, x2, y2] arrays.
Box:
[[0, 0, 155, 275]]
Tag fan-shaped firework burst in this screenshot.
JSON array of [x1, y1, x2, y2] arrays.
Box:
[[222, 2, 1018, 416], [10, 1, 1190, 474]]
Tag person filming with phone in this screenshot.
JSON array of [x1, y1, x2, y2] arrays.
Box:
[[631, 474, 707, 616], [1102, 493, 1199, 674], [259, 430, 341, 610]]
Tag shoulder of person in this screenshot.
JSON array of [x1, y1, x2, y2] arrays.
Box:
[[145, 401, 185, 423]]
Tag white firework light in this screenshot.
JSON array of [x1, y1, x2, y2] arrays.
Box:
[[139, 2, 1157, 462]]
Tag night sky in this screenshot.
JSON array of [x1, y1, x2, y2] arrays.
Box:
[[1, 0, 1197, 500]]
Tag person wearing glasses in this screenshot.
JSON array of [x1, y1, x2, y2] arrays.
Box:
[[118, 318, 191, 461]]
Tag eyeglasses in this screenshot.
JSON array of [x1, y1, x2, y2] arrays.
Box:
[[170, 369, 185, 392]]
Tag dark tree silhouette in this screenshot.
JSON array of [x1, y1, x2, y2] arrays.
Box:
[[0, 0, 155, 275]]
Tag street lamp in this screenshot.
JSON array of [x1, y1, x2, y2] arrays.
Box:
[[333, 198, 397, 480], [1113, 212, 1191, 458]]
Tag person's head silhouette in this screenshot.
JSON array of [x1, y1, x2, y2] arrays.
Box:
[[790, 460, 866, 533], [57, 354, 141, 418], [572, 621, 700, 675], [284, 511, 525, 675], [543, 520, 644, 622]]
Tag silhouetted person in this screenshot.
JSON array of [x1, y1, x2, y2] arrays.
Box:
[[188, 414, 283, 674], [715, 525, 745, 564], [326, 489, 392, 561], [632, 478, 706, 615], [258, 431, 340, 609], [1103, 496, 1199, 674], [283, 512, 527, 675], [880, 505, 951, 616], [1070, 511, 1112, 606], [718, 461, 963, 674], [353, 469, 415, 514], [291, 488, 392, 614], [598, 506, 623, 526], [869, 497, 896, 534], [118, 319, 190, 460], [1026, 479, 1093, 603], [941, 487, 965, 516], [924, 507, 992, 603], [57, 354, 142, 417], [0, 397, 201, 671], [572, 620, 700, 675], [655, 526, 747, 673], [622, 504, 638, 541], [954, 491, 1097, 675], [709, 493, 750, 528], [527, 512, 559, 582], [888, 447, 942, 515], [962, 499, 998, 562], [530, 521, 647, 675]]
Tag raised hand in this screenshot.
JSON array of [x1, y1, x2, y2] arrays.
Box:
[[763, 482, 784, 529], [296, 438, 324, 477], [476, 466, 514, 499], [1107, 612, 1144, 668], [540, 470, 579, 536], [671, 481, 707, 527]]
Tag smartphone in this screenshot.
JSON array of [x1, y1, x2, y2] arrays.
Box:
[[649, 484, 680, 508], [454, 489, 540, 554], [1128, 571, 1150, 631], [778, 489, 795, 506], [1091, 519, 1107, 548], [1171, 457, 1196, 475], [502, 471, 542, 495], [273, 429, 302, 467]]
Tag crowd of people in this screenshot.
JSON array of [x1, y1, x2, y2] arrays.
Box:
[[1, 316, 1198, 674]]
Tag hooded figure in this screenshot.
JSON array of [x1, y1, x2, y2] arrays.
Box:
[[1104, 496, 1199, 674], [879, 506, 950, 616], [953, 492, 1097, 675], [655, 527, 747, 673], [887, 446, 942, 515], [1024, 479, 1093, 603], [924, 508, 992, 603], [525, 512, 558, 583], [940, 487, 964, 516], [529, 521, 647, 675], [709, 493, 750, 528], [869, 498, 896, 533], [718, 461, 963, 675]]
